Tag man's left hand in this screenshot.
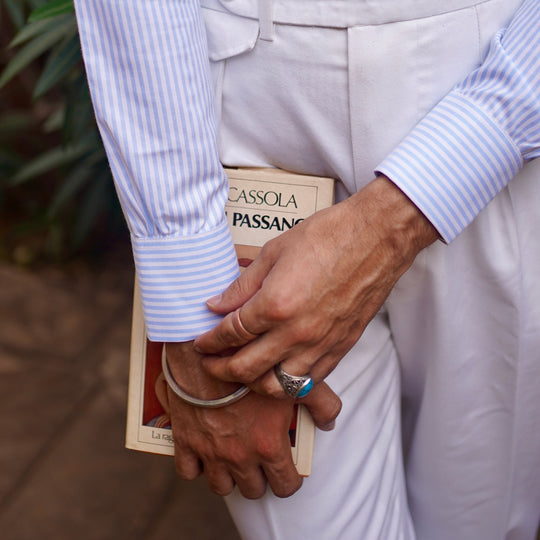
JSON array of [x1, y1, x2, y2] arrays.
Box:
[[195, 176, 439, 397]]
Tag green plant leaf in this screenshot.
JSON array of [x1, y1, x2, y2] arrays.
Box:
[[42, 105, 64, 133], [47, 167, 90, 218], [28, 0, 73, 22], [72, 171, 109, 247], [62, 73, 94, 143], [29, 0, 49, 9], [9, 15, 67, 48], [3, 0, 26, 29], [0, 15, 76, 89], [47, 152, 103, 217], [0, 111, 33, 135], [0, 148, 24, 175], [0, 0, 119, 258], [9, 139, 93, 185], [33, 33, 80, 98]]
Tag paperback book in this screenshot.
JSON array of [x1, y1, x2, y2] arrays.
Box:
[[125, 167, 334, 476]]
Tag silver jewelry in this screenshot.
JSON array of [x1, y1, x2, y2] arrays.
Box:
[[161, 349, 250, 408], [274, 363, 314, 398]]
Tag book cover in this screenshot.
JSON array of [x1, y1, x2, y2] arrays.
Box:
[[126, 168, 334, 476]]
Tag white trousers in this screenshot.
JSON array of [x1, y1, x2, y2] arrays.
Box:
[[201, 0, 540, 538]]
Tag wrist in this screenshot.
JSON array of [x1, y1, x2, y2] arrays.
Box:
[[350, 176, 440, 255], [166, 341, 244, 401]]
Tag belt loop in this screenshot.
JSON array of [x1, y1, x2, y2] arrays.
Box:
[[258, 0, 274, 41]]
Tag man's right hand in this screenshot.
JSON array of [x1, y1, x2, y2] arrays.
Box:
[[165, 341, 341, 499]]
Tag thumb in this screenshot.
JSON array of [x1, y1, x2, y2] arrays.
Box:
[[206, 256, 271, 314], [299, 382, 342, 431]]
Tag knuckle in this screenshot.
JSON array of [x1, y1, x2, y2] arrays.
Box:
[[241, 484, 267, 500], [228, 277, 243, 295], [218, 327, 238, 348], [216, 446, 246, 468], [221, 276, 244, 302], [175, 460, 200, 481], [207, 479, 234, 497], [290, 320, 316, 344], [265, 296, 295, 323], [268, 387, 285, 400], [228, 361, 256, 383], [227, 361, 246, 381], [237, 279, 255, 300], [226, 275, 252, 304], [259, 241, 277, 261], [256, 438, 283, 463], [260, 377, 284, 399]]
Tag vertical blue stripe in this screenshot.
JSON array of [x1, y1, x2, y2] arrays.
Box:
[[378, 0, 538, 243], [75, 0, 539, 337]]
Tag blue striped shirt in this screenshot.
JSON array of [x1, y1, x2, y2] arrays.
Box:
[[74, 0, 539, 341], [75, 0, 240, 341], [377, 0, 540, 242]]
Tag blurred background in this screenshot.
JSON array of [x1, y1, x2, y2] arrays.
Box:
[[0, 1, 239, 538]]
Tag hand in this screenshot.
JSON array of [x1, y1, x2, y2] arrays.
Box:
[[194, 176, 439, 397], [165, 341, 341, 499]]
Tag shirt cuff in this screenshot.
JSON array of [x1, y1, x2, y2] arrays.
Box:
[[376, 92, 523, 243], [131, 220, 240, 342]]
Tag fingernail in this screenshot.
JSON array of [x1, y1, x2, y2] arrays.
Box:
[[207, 294, 222, 308], [193, 344, 203, 353]]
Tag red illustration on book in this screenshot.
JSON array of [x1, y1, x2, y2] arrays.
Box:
[[141, 338, 298, 446]]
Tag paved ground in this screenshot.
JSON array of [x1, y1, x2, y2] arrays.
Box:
[[0, 247, 240, 540]]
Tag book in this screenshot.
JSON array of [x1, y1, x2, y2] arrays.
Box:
[[126, 167, 335, 476]]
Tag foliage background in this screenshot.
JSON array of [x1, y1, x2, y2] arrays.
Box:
[[0, 0, 125, 265]]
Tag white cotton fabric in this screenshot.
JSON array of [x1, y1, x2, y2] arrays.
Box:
[[75, 0, 539, 341], [200, 1, 540, 538], [74, 0, 241, 341], [75, 0, 540, 537]]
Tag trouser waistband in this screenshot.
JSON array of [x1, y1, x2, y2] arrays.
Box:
[[200, 0, 495, 29]]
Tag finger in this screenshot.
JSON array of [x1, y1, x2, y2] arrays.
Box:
[[262, 448, 303, 498], [232, 308, 260, 340], [249, 369, 289, 399], [195, 308, 260, 354], [229, 465, 268, 500], [201, 334, 294, 386], [173, 447, 203, 481], [202, 462, 236, 497], [201, 332, 283, 384], [205, 255, 272, 315], [202, 316, 335, 385], [298, 381, 342, 431], [246, 349, 324, 398]]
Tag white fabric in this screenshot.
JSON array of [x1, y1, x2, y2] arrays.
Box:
[[199, 1, 540, 538], [74, 0, 241, 341], [228, 329, 415, 540], [388, 159, 540, 540], [74, 0, 540, 340], [377, 0, 540, 242], [202, 0, 491, 27], [74, 0, 540, 537]]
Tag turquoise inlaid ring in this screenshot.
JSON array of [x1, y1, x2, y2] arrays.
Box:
[[274, 363, 314, 399]]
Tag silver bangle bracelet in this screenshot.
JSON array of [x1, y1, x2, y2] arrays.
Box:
[[161, 348, 250, 408]]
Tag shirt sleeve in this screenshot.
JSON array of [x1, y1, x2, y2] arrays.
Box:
[[74, 0, 240, 341], [376, 0, 540, 243]]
